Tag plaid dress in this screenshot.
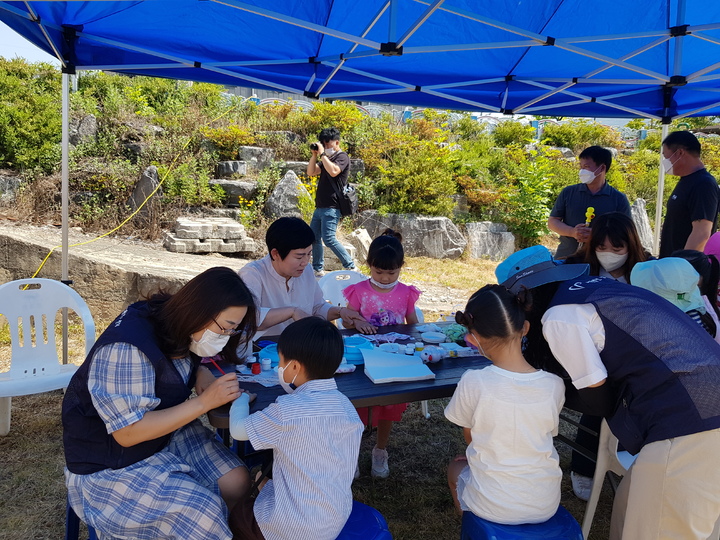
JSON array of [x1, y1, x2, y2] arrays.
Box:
[[65, 343, 243, 540]]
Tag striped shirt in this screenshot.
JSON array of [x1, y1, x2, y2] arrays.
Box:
[[245, 378, 363, 540]]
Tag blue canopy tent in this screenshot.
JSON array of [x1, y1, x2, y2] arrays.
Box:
[[2, 0, 720, 270]]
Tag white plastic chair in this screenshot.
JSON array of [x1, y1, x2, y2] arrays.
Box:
[[581, 419, 637, 539], [318, 270, 366, 308], [0, 278, 95, 436]]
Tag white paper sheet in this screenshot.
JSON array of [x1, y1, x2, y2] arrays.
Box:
[[361, 349, 435, 384]]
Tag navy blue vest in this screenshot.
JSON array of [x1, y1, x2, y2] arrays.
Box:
[[549, 276, 720, 454], [63, 302, 198, 474]]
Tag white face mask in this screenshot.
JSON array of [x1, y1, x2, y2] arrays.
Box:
[[189, 329, 230, 357], [370, 276, 399, 289], [324, 148, 336, 157], [596, 251, 629, 272], [662, 150, 679, 175], [578, 167, 600, 184], [277, 361, 298, 394]]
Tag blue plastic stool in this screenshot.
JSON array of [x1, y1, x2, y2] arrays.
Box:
[[336, 500, 393, 539], [65, 498, 98, 540], [461, 506, 582, 540]]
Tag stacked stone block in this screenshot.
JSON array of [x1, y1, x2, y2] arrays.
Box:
[[163, 217, 256, 254]]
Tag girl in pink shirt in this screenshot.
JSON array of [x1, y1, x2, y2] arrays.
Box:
[[343, 229, 421, 478]]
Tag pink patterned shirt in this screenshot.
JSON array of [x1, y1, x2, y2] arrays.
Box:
[[343, 280, 421, 326]]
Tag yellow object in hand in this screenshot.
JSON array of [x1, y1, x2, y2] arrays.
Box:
[[585, 207, 595, 226]]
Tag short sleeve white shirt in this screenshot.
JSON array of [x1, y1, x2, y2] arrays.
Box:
[[444, 366, 565, 524], [541, 303, 608, 389]]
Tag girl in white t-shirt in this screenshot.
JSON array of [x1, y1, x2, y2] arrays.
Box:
[[446, 284, 565, 524]]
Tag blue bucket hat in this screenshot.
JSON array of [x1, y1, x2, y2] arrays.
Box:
[[495, 245, 590, 293]]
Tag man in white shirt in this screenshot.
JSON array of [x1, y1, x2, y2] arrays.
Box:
[[495, 245, 720, 540], [239, 217, 365, 339]]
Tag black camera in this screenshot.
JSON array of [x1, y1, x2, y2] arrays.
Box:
[[310, 143, 319, 151]]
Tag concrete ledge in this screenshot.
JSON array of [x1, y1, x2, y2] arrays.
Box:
[[0, 223, 251, 321]]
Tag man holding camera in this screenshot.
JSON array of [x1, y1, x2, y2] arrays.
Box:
[[306, 127, 356, 277]]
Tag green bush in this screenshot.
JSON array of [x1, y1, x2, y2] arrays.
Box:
[[493, 120, 535, 147], [201, 124, 255, 160], [502, 152, 554, 246], [158, 158, 224, 207], [542, 119, 622, 152], [0, 59, 61, 172]]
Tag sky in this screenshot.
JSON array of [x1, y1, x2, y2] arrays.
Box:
[[0, 21, 627, 127], [0, 22, 59, 64]]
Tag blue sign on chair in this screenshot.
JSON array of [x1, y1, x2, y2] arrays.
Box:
[[461, 505, 582, 540]]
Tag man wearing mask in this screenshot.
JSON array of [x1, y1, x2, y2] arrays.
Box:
[[659, 130, 720, 257], [548, 145, 632, 259], [307, 127, 356, 277]]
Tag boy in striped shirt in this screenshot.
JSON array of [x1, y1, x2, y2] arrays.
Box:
[[229, 318, 363, 540]]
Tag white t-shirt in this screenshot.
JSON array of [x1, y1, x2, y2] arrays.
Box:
[[444, 365, 565, 524]]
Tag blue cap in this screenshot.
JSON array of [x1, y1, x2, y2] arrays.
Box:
[[495, 245, 589, 293]]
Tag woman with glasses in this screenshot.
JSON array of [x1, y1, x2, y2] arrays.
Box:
[[62, 267, 257, 540]]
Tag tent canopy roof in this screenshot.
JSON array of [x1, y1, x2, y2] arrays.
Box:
[[2, 1, 720, 120]]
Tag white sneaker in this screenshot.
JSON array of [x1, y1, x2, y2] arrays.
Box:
[[571, 471, 593, 501], [371, 447, 389, 478], [314, 270, 326, 278]]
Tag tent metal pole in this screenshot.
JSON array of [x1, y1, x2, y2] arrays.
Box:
[[61, 71, 70, 364], [654, 124, 670, 255]]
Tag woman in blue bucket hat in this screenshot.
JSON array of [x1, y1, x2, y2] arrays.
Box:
[[493, 245, 720, 540]]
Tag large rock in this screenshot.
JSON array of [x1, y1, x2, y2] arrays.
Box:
[[349, 159, 365, 180], [355, 210, 467, 259], [264, 170, 309, 219], [238, 146, 275, 170], [209, 179, 258, 207], [322, 244, 358, 271], [277, 161, 309, 178], [465, 222, 515, 261], [0, 175, 21, 202], [631, 198, 654, 253], [127, 166, 162, 217], [216, 161, 247, 178], [348, 228, 372, 264], [69, 114, 97, 145]]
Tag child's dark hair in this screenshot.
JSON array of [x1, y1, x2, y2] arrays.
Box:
[[366, 229, 404, 270], [277, 318, 344, 379], [455, 284, 532, 341]]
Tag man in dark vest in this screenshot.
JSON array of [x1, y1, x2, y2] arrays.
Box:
[[495, 245, 720, 540]]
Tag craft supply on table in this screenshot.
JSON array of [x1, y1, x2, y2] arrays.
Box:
[[251, 362, 261, 375], [344, 335, 374, 364], [441, 323, 468, 343], [237, 373, 279, 387], [361, 348, 435, 384], [420, 331, 446, 344], [356, 332, 414, 344], [378, 342, 403, 353], [261, 358, 272, 371], [415, 323, 442, 333]]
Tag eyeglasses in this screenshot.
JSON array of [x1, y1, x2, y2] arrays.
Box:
[[213, 317, 243, 336]]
